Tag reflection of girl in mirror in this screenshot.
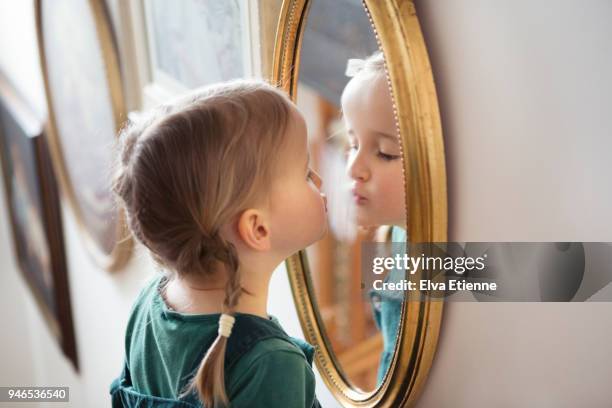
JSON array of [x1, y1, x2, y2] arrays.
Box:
[[341, 51, 407, 385], [110, 80, 327, 407]]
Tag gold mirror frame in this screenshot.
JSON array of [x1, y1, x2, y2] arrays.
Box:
[[36, 0, 133, 271], [273, 0, 447, 406]]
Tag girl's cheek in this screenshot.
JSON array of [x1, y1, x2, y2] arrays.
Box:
[[380, 164, 405, 195]]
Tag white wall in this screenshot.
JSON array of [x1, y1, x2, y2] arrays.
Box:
[[414, 0, 612, 406], [0, 1, 338, 407]]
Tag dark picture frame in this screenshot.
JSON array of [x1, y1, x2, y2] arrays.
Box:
[[0, 75, 78, 371]]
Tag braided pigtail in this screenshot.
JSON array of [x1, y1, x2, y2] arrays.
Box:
[[180, 236, 243, 407]]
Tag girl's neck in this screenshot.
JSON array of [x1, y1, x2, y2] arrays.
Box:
[[163, 269, 272, 319]]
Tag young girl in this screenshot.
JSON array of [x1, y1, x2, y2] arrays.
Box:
[[342, 51, 407, 385], [109, 80, 327, 407]]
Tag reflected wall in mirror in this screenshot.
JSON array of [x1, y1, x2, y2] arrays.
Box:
[[296, 0, 406, 392]]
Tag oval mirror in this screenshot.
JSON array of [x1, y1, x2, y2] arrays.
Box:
[[273, 0, 447, 406]]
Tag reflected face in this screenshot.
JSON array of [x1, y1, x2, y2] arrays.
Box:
[[269, 107, 328, 254], [341, 72, 406, 227]]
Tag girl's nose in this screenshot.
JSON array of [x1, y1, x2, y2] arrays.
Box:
[[347, 152, 369, 182]]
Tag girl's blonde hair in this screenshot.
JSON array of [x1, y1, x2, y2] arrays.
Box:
[[112, 80, 294, 407]]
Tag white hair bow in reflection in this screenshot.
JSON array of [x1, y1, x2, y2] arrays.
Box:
[[345, 58, 365, 77]]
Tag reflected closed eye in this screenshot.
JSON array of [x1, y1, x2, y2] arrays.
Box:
[[377, 151, 401, 161]]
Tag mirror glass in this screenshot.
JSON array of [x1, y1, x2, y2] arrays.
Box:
[[297, 0, 407, 391]]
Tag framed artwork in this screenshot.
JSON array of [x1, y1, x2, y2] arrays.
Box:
[[35, 0, 133, 271], [123, 0, 261, 107], [0, 75, 78, 371]]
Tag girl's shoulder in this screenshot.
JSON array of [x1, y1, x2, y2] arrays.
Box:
[[123, 274, 164, 342], [232, 335, 314, 370], [224, 314, 315, 370], [226, 335, 318, 407], [222, 314, 319, 406], [133, 274, 163, 305]]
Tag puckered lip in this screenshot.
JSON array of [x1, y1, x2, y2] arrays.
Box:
[[351, 187, 368, 202]]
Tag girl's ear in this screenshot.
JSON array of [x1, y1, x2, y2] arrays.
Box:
[[236, 209, 271, 251]]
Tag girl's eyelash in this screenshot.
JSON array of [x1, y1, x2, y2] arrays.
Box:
[[347, 145, 399, 161], [378, 152, 401, 161]]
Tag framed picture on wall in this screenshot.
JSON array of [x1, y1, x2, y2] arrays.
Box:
[[35, 0, 133, 271], [124, 0, 261, 107], [0, 75, 78, 371]]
